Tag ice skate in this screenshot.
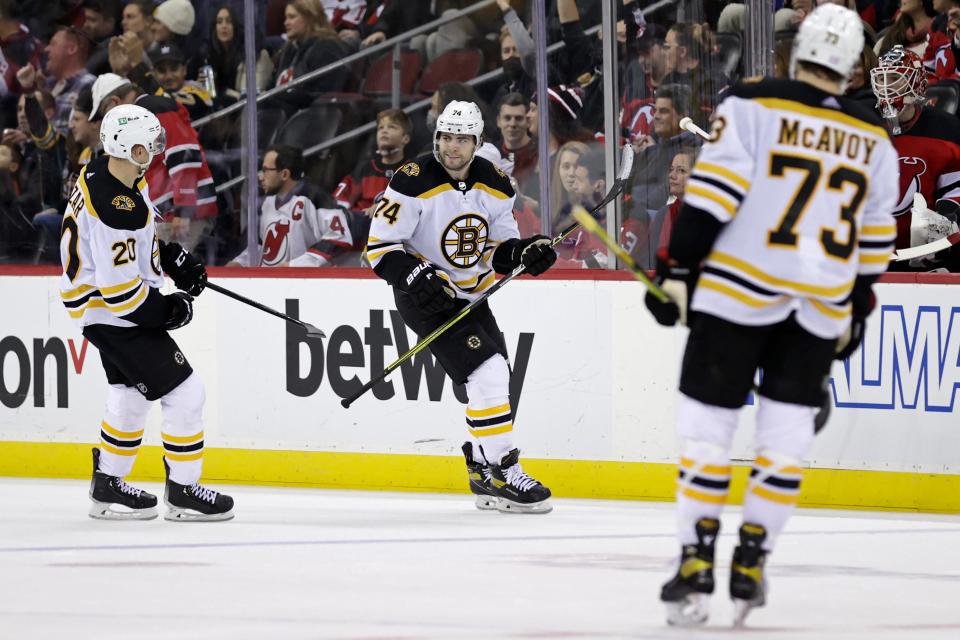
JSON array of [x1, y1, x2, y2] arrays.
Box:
[[487, 448, 552, 514], [163, 458, 234, 522], [462, 442, 498, 510], [730, 523, 768, 627], [88, 448, 158, 520], [661, 517, 718, 626]]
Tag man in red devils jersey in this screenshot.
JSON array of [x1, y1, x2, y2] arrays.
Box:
[[870, 45, 960, 258]]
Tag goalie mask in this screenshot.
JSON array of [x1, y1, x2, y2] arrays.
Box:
[[789, 3, 864, 93], [433, 100, 483, 169], [100, 104, 166, 175], [870, 45, 927, 135]]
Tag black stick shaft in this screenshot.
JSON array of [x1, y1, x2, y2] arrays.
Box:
[[206, 281, 309, 330]]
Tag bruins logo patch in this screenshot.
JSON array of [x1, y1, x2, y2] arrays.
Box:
[[494, 165, 506, 178], [466, 335, 482, 350], [112, 195, 135, 211], [400, 162, 420, 177], [441, 213, 488, 269]]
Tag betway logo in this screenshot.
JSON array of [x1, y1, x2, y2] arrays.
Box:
[[832, 305, 960, 411], [285, 301, 534, 410], [0, 336, 90, 408]]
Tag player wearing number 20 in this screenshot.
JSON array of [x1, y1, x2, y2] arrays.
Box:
[[645, 5, 898, 626], [365, 100, 558, 513], [59, 104, 233, 522]]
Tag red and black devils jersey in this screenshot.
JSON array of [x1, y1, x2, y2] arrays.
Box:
[[890, 106, 960, 249]]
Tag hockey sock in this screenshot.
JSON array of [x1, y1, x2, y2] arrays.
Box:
[[675, 395, 738, 546], [160, 373, 206, 485], [98, 384, 152, 478], [464, 355, 513, 464], [743, 396, 816, 551]]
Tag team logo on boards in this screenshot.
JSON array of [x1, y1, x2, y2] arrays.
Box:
[[441, 214, 488, 268], [111, 195, 135, 211]]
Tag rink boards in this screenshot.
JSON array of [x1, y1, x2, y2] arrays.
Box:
[[1, 268, 958, 513]]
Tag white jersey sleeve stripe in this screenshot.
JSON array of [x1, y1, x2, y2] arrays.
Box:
[[698, 275, 785, 308], [809, 298, 852, 320], [708, 251, 855, 298], [694, 162, 751, 191], [686, 184, 738, 219]]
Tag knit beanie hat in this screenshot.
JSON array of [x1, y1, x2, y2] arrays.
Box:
[[154, 0, 195, 36]]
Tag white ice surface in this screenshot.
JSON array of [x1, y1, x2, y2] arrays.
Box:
[[0, 478, 958, 639]]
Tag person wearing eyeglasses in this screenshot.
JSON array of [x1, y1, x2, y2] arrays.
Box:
[[227, 145, 353, 268]]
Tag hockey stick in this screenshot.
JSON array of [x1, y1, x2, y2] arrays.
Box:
[[205, 281, 326, 338], [893, 232, 960, 261], [679, 117, 712, 142], [571, 208, 670, 302], [340, 146, 635, 408]]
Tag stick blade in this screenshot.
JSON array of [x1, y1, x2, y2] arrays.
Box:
[[302, 323, 326, 339], [618, 144, 635, 181]]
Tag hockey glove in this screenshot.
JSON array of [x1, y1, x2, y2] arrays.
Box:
[[834, 275, 877, 361], [519, 235, 558, 276], [644, 251, 698, 327], [398, 261, 458, 314], [159, 241, 207, 296], [163, 292, 194, 331]]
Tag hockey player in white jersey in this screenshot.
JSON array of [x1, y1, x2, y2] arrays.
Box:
[[227, 145, 353, 267], [60, 104, 233, 521], [365, 100, 558, 513], [643, 5, 898, 626]]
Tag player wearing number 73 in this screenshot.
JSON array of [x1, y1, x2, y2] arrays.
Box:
[[644, 5, 898, 627], [59, 104, 233, 522]]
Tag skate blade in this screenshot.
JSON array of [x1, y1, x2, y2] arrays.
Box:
[[665, 594, 710, 627], [496, 498, 552, 514], [474, 494, 499, 510], [732, 597, 763, 627], [164, 505, 234, 522], [89, 501, 158, 521]]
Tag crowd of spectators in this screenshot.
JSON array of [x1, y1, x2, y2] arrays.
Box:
[[3, 0, 960, 272]]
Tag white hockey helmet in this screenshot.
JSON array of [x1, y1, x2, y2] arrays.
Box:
[[100, 104, 166, 174], [433, 100, 484, 165], [789, 3, 864, 92]]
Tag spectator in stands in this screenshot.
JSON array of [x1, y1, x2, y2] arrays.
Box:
[[149, 43, 214, 120], [334, 107, 411, 217], [660, 22, 728, 127], [2, 90, 62, 217], [846, 45, 879, 105], [67, 86, 102, 187], [120, 0, 156, 53], [151, 0, 196, 47], [0, 139, 36, 263], [91, 73, 218, 251], [16, 26, 96, 137], [528, 84, 593, 159], [876, 0, 936, 56], [324, 0, 380, 48], [551, 144, 608, 268], [202, 5, 274, 105], [81, 0, 120, 76], [271, 0, 350, 111], [0, 0, 44, 103], [621, 22, 669, 148], [489, 0, 537, 106], [630, 83, 700, 215], [555, 0, 605, 132], [496, 92, 537, 186], [360, 0, 433, 49], [227, 144, 353, 267]]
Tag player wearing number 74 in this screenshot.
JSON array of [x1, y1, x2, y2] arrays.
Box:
[[644, 4, 899, 628], [58, 104, 234, 522], [364, 100, 558, 514]]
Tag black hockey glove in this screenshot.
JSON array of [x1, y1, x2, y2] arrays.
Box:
[[519, 235, 558, 276], [644, 251, 699, 327], [834, 275, 877, 361], [492, 235, 557, 276], [397, 261, 458, 314], [159, 241, 207, 296], [163, 292, 194, 331]]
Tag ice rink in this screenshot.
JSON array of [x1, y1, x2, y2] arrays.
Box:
[[1, 478, 958, 640]]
